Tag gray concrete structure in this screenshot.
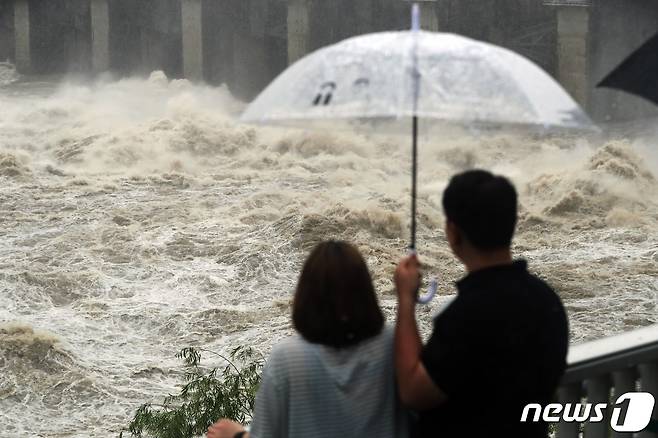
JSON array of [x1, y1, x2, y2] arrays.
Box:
[[181, 0, 203, 80], [90, 0, 110, 72], [418, 1, 439, 32], [250, 0, 268, 37], [556, 5, 590, 108], [287, 0, 311, 65], [13, 0, 30, 73], [0, 3, 13, 63], [1, 0, 657, 122], [354, 0, 374, 35], [233, 34, 269, 99], [589, 0, 658, 121]]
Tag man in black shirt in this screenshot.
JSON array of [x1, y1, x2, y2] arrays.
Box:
[[394, 169, 569, 437]]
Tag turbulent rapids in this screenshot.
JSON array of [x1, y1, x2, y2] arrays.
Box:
[[0, 69, 657, 436]]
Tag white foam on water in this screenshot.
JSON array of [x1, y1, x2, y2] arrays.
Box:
[[0, 72, 656, 436], [0, 62, 18, 87]]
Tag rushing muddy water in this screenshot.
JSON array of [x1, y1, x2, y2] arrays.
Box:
[[0, 68, 657, 436]]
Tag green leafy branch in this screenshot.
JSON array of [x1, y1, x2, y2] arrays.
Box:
[[120, 346, 264, 438]]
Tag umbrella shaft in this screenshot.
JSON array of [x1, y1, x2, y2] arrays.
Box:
[[411, 115, 418, 250]]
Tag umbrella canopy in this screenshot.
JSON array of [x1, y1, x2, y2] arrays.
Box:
[[240, 6, 595, 303], [242, 31, 594, 130], [597, 33, 658, 106]]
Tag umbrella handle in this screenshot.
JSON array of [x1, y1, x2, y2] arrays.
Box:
[[418, 278, 438, 304], [407, 249, 439, 304]]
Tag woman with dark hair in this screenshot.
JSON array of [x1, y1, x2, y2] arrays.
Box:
[[208, 241, 408, 438]]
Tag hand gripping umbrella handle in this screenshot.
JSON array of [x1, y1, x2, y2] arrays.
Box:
[[407, 249, 438, 304]]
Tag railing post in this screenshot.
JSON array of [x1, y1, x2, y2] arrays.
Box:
[[612, 368, 638, 438], [561, 326, 658, 438], [639, 362, 658, 438], [557, 383, 582, 438], [585, 375, 612, 438]]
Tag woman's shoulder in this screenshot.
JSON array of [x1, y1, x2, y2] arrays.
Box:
[[362, 324, 394, 348], [269, 326, 393, 360], [380, 324, 394, 340], [268, 334, 310, 361], [364, 324, 394, 352]]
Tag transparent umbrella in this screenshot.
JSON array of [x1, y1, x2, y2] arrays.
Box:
[[241, 4, 596, 302]]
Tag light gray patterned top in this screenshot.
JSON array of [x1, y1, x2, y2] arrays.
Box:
[[249, 325, 408, 438]]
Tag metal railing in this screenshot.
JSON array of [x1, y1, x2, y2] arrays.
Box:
[[557, 324, 658, 437]]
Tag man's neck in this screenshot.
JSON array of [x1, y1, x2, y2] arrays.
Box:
[[462, 248, 513, 273]]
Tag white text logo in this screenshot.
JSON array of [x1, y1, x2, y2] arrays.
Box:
[[521, 392, 655, 433]]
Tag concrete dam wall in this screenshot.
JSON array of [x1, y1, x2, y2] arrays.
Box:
[[0, 0, 656, 121]]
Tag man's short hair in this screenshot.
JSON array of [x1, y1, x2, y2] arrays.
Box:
[[442, 169, 517, 250], [292, 241, 384, 348]]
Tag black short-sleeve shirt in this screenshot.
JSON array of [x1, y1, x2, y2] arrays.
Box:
[[418, 260, 568, 438]]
